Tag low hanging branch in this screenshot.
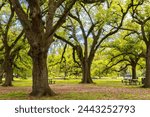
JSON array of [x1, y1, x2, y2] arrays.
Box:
[[55, 33, 85, 67], [112, 64, 131, 73], [10, 30, 24, 49], [102, 51, 144, 75], [54, 34, 75, 47], [49, 43, 68, 66], [54, 34, 82, 67], [102, 59, 130, 74]]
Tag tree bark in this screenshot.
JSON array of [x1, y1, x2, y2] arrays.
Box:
[[131, 64, 137, 80], [144, 45, 150, 87], [29, 48, 55, 96], [0, 75, 2, 84], [2, 59, 13, 86], [10, 0, 76, 97], [2, 50, 14, 86], [0, 67, 3, 84], [81, 59, 93, 83]]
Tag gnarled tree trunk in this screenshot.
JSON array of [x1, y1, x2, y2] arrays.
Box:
[[144, 45, 150, 87], [29, 47, 55, 96], [81, 59, 93, 83], [10, 0, 77, 97]]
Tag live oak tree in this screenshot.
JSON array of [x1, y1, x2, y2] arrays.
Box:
[[120, 0, 150, 87], [131, 1, 150, 87], [103, 33, 145, 80], [55, 0, 132, 83], [9, 0, 106, 96], [9, 0, 80, 96], [0, 1, 24, 86]]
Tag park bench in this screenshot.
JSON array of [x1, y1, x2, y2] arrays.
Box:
[[48, 79, 56, 84], [121, 74, 141, 85]]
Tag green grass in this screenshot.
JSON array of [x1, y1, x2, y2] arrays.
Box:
[[1, 91, 150, 100], [53, 79, 81, 84], [13, 79, 32, 87], [0, 78, 149, 100], [12, 78, 125, 87], [0, 92, 27, 100], [12, 78, 81, 87]]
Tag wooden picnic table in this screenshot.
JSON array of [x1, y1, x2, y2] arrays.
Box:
[[122, 79, 141, 85]]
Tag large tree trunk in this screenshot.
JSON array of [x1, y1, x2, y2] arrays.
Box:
[[144, 45, 150, 87], [29, 48, 55, 96], [81, 59, 93, 83], [131, 64, 137, 80]]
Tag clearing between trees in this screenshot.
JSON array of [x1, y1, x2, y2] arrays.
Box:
[[0, 79, 150, 100]]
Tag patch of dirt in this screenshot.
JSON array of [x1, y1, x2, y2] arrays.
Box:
[[0, 84, 150, 97], [51, 84, 150, 96], [0, 86, 31, 94]]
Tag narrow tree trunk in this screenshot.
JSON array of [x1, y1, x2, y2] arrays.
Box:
[[131, 65, 137, 80], [144, 45, 150, 87], [0, 75, 2, 84], [2, 61, 13, 86], [81, 60, 93, 83], [0, 68, 3, 84], [29, 49, 55, 96], [64, 71, 67, 80], [98, 68, 101, 79]]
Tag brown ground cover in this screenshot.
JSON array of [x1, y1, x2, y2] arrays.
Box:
[[0, 84, 150, 99]]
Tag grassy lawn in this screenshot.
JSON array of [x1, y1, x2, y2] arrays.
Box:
[[0, 78, 150, 100]]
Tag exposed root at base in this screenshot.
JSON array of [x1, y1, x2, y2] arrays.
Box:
[[29, 90, 56, 97]]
